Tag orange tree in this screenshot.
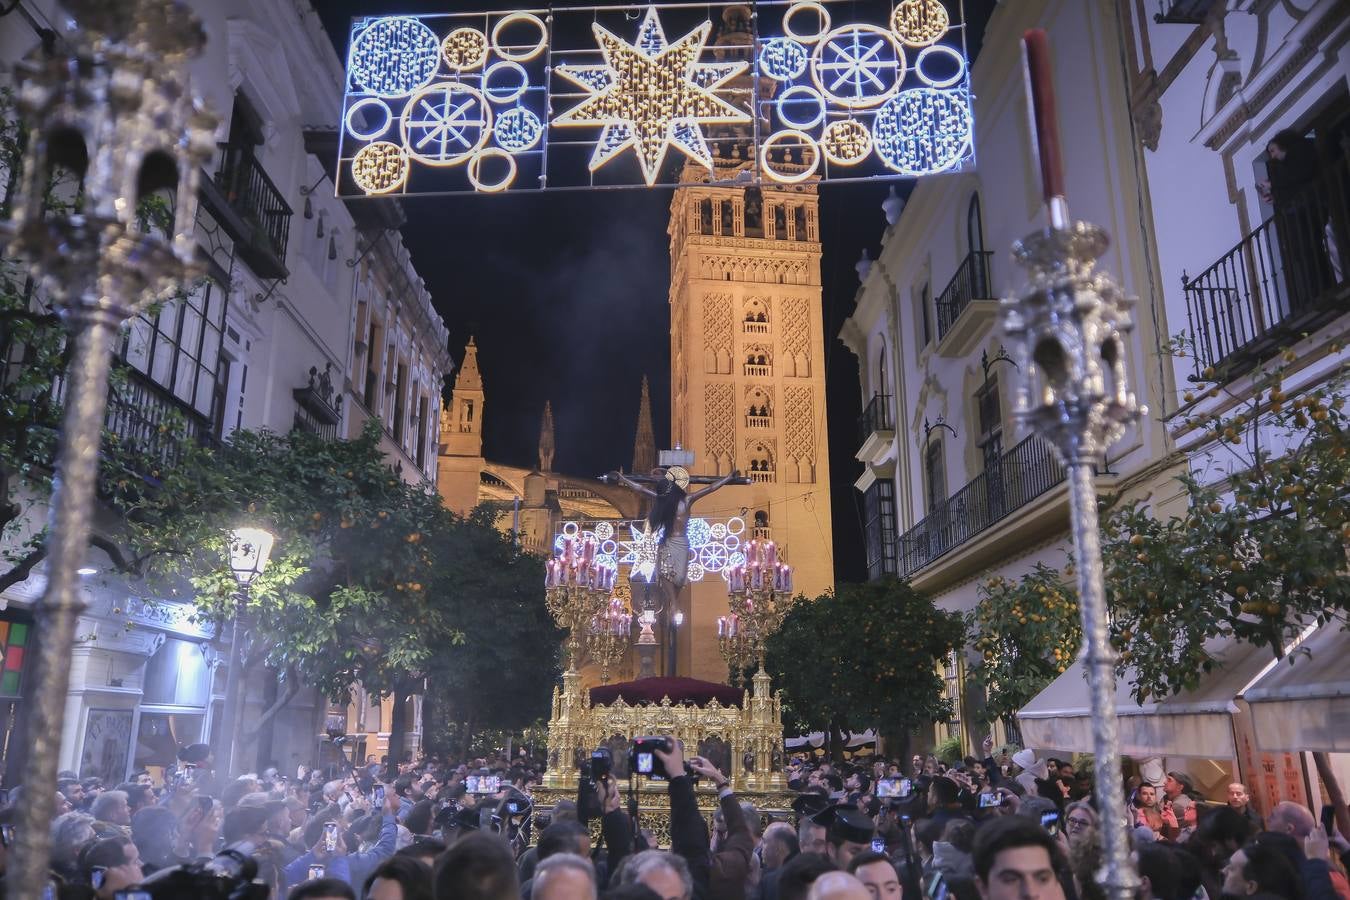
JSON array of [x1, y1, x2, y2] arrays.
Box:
[[1102, 356, 1350, 703], [763, 578, 965, 760], [967, 563, 1081, 723]]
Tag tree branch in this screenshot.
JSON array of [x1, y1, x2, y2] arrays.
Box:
[[0, 545, 46, 595], [240, 665, 301, 745], [87, 534, 141, 577]]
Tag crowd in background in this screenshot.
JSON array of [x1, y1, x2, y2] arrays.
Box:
[[2, 734, 1348, 900]]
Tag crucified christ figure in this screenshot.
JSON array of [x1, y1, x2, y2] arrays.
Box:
[[602, 466, 744, 589]]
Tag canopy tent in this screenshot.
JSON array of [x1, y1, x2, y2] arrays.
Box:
[[1245, 624, 1350, 753], [1017, 636, 1281, 759], [785, 730, 879, 751]]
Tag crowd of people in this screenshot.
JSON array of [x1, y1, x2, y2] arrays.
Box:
[[3, 735, 1348, 900]]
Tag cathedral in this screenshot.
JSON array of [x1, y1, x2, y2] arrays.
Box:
[[437, 8, 834, 685]]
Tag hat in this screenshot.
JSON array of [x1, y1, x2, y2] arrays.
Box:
[[1139, 758, 1164, 787], [811, 804, 875, 845], [178, 744, 211, 764], [237, 792, 288, 814], [1011, 750, 1049, 781], [1166, 771, 1195, 794], [791, 792, 830, 819]]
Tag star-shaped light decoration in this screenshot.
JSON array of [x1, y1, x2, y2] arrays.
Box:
[[553, 7, 750, 186], [618, 522, 664, 582]]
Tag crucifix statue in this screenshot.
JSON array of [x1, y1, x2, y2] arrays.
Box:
[[602, 456, 748, 677]]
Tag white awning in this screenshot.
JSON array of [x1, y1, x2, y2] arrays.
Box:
[[1244, 624, 1350, 753], [1017, 636, 1280, 760]]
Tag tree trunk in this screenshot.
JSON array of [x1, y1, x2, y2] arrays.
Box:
[[387, 689, 408, 768], [461, 716, 475, 760], [828, 718, 845, 763], [254, 667, 278, 774]]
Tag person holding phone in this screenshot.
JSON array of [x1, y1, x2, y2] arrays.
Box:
[[78, 836, 143, 899], [283, 816, 353, 892]]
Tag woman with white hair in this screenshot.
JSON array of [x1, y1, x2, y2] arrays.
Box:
[[50, 810, 97, 881]]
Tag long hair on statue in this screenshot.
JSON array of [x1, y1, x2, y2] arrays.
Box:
[[648, 478, 684, 543]]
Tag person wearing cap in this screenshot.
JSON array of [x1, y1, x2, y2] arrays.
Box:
[[1011, 751, 1049, 799], [811, 804, 875, 868], [795, 793, 831, 858], [1163, 771, 1196, 803]]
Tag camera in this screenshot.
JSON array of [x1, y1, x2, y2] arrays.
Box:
[[978, 792, 1001, 809], [467, 771, 501, 795], [130, 843, 269, 899], [630, 736, 674, 779], [578, 747, 613, 821], [583, 748, 613, 781], [876, 777, 912, 799]]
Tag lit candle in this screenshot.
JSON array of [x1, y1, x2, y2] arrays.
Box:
[[718, 617, 726, 637], [765, 541, 777, 568]]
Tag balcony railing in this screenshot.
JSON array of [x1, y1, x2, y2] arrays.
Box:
[[1153, 0, 1217, 23], [746, 413, 772, 429], [293, 362, 344, 441], [749, 469, 774, 483], [743, 320, 770, 334], [102, 365, 213, 475], [897, 434, 1065, 578], [935, 250, 995, 342], [214, 143, 292, 279], [745, 364, 772, 377], [1182, 161, 1349, 380], [857, 394, 894, 445]]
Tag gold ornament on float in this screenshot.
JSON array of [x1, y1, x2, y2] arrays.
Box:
[[351, 141, 409, 194], [891, 0, 949, 48]]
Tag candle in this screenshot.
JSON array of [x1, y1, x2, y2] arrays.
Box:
[[1021, 29, 1066, 209], [718, 617, 726, 637], [765, 541, 777, 568]]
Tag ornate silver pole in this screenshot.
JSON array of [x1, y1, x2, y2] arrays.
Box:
[[1003, 30, 1141, 900], [0, 3, 214, 894]]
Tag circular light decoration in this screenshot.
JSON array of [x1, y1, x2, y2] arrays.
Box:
[[442, 27, 488, 72], [687, 562, 707, 583], [562, 521, 579, 537], [468, 148, 517, 193], [698, 542, 730, 571], [687, 517, 712, 549], [890, 0, 950, 48], [597, 552, 618, 569], [492, 12, 549, 62], [494, 107, 543, 152], [554, 533, 567, 553], [349, 17, 440, 98], [726, 550, 747, 570], [821, 118, 872, 165], [350, 141, 409, 194], [601, 538, 618, 556], [345, 97, 394, 141], [594, 521, 615, 541], [782, 1, 831, 44], [776, 84, 826, 130], [727, 516, 746, 536], [872, 87, 973, 176], [760, 129, 820, 184], [811, 24, 906, 109], [710, 522, 728, 541], [759, 38, 809, 81], [483, 60, 530, 103], [724, 533, 740, 551], [401, 82, 492, 167], [915, 44, 966, 89]]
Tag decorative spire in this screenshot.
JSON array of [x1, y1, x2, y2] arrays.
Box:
[[539, 401, 556, 472], [455, 335, 482, 391], [632, 375, 656, 474]]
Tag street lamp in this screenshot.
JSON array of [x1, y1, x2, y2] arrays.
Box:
[[0, 2, 215, 893], [216, 527, 275, 777]]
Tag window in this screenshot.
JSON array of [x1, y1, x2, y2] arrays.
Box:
[[120, 277, 226, 421], [924, 439, 946, 511], [877, 345, 888, 399], [975, 375, 1003, 471], [393, 361, 409, 439], [863, 479, 898, 579], [143, 638, 210, 707], [416, 395, 429, 468], [918, 282, 932, 347], [944, 650, 962, 735], [967, 192, 985, 256], [363, 320, 381, 410]]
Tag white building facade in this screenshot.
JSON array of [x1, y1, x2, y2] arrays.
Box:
[[0, 0, 452, 783]]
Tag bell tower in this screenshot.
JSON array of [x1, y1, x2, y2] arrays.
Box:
[[438, 337, 486, 515], [665, 8, 834, 682]]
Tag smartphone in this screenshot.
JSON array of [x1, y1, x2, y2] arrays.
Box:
[[372, 785, 386, 805], [0, 824, 13, 848], [114, 893, 153, 900], [324, 821, 339, 852], [979, 792, 1001, 808], [1041, 810, 1061, 836], [871, 837, 886, 853], [90, 867, 107, 890], [308, 864, 326, 880], [927, 872, 949, 900]]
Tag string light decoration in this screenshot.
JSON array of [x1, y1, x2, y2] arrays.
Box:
[[552, 7, 750, 186], [336, 2, 974, 195], [558, 516, 746, 585]]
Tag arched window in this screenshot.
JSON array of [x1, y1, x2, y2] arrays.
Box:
[[877, 345, 888, 398], [967, 192, 989, 298], [754, 510, 769, 527]]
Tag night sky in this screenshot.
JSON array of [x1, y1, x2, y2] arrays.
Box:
[[316, 0, 996, 584]]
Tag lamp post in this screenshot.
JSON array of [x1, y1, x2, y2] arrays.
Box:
[[216, 527, 275, 777], [1001, 31, 1142, 900], [0, 2, 215, 894]]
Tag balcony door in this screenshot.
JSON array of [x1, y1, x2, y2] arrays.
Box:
[[967, 192, 989, 299], [976, 375, 1004, 518]]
